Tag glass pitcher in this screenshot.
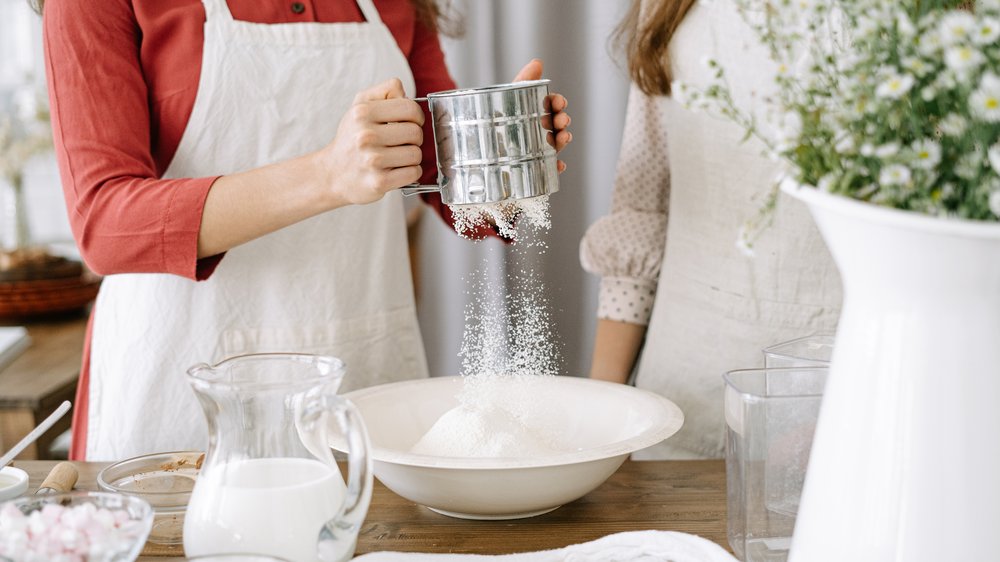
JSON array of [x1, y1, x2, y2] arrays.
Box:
[[183, 353, 372, 562]]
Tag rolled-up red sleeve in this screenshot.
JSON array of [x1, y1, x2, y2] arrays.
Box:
[[408, 19, 501, 241], [44, 0, 222, 281]]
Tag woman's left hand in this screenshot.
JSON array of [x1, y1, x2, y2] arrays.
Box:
[[513, 59, 572, 173]]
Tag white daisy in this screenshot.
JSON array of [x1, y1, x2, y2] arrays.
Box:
[[974, 17, 1000, 45], [989, 143, 1000, 175], [876, 73, 915, 99], [902, 56, 930, 76], [990, 191, 1000, 217], [835, 135, 856, 154], [857, 17, 880, 38], [911, 140, 942, 170], [955, 151, 985, 180], [970, 73, 1000, 122], [944, 46, 985, 73], [879, 164, 912, 186], [939, 12, 977, 45], [896, 13, 917, 37], [939, 114, 968, 137], [917, 31, 944, 56], [876, 142, 901, 158]]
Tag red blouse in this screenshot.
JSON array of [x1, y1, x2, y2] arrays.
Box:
[[43, 0, 477, 460]]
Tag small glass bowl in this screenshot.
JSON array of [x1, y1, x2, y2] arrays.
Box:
[[97, 451, 202, 546], [0, 491, 153, 561]]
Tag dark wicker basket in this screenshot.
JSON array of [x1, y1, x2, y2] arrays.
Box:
[[0, 252, 100, 320]]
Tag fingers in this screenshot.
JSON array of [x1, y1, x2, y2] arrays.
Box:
[[546, 130, 572, 152], [374, 145, 423, 169], [384, 165, 424, 189], [377, 122, 423, 147], [557, 160, 567, 174], [544, 94, 567, 113], [541, 112, 570, 131], [368, 99, 425, 126], [512, 58, 543, 82], [354, 77, 407, 103]]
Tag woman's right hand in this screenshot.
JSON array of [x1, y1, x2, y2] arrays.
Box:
[[319, 78, 426, 206]]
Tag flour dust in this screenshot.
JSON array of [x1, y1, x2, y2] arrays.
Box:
[[410, 198, 567, 458]]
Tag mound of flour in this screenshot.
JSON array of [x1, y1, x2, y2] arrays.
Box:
[[410, 374, 567, 458], [410, 403, 560, 458]]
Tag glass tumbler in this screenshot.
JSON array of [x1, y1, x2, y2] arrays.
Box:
[[762, 334, 833, 368], [725, 335, 831, 561]]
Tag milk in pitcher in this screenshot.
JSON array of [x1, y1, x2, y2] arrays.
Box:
[[184, 457, 344, 562]]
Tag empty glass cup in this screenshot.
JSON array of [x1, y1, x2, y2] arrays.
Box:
[[762, 334, 833, 369], [725, 335, 832, 562]]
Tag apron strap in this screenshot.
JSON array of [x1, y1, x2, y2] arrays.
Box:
[[356, 0, 385, 26], [202, 0, 235, 22]]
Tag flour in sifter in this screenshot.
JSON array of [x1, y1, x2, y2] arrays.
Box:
[[449, 195, 551, 241]]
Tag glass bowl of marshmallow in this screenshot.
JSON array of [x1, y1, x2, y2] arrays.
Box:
[[0, 491, 153, 561], [336, 375, 684, 520]]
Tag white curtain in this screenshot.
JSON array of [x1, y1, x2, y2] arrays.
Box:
[[416, 0, 631, 378]]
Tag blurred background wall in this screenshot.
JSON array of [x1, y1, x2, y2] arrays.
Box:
[[0, 0, 632, 378]]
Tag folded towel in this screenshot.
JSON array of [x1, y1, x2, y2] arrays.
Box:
[[352, 530, 738, 562]]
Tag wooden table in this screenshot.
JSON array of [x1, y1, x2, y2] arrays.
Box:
[[15, 459, 730, 559], [0, 315, 87, 460]]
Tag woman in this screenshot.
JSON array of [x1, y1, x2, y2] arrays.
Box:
[[580, 0, 840, 459], [41, 0, 571, 461]]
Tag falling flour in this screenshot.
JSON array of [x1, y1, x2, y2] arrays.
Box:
[[410, 207, 565, 459]]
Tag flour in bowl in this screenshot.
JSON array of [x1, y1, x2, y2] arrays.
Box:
[[411, 373, 567, 458], [410, 402, 560, 457]]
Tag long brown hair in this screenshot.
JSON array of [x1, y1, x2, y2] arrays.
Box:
[[615, 0, 697, 96], [30, 0, 461, 35], [413, 0, 463, 37]]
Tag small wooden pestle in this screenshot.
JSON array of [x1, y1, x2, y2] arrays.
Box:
[[35, 461, 79, 494]]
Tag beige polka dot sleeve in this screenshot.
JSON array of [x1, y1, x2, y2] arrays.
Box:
[[580, 84, 669, 326]]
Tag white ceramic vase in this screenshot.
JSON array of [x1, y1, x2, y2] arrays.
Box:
[[784, 183, 1000, 562]]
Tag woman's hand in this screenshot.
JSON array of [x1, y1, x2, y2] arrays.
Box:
[[197, 78, 426, 258], [319, 78, 426, 206], [512, 59, 572, 173]]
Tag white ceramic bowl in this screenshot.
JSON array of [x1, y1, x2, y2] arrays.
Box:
[[0, 467, 28, 502], [341, 375, 683, 520]]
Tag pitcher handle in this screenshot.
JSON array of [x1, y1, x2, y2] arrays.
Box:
[[299, 395, 373, 561], [330, 396, 372, 537]]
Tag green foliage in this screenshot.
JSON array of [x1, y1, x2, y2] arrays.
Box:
[[678, 0, 1000, 223]]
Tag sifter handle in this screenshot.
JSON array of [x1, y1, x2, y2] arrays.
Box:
[[36, 461, 78, 494], [400, 184, 440, 197]]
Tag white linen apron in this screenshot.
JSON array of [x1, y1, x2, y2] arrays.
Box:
[[86, 0, 428, 460], [633, 0, 842, 459]]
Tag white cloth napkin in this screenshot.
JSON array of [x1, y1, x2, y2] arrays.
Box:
[[352, 530, 738, 562]]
